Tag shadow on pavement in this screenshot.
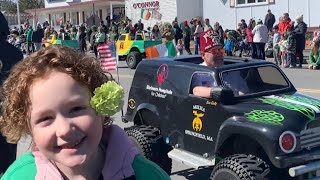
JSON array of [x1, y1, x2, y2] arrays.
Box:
[[171, 168, 212, 180]]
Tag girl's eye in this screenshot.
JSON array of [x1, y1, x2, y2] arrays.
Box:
[[36, 116, 53, 125], [70, 106, 86, 113]]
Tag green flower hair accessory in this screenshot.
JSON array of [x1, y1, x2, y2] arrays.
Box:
[[90, 81, 124, 116]]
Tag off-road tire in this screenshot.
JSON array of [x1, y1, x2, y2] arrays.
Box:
[[210, 154, 270, 180], [126, 51, 142, 69], [126, 125, 172, 175]]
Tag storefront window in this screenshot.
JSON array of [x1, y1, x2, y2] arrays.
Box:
[[237, 0, 267, 5], [237, 0, 245, 4]]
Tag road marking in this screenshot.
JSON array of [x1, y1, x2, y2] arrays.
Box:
[[297, 88, 320, 94], [112, 74, 320, 94]]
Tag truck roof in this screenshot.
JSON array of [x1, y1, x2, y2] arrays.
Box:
[[140, 55, 275, 71]]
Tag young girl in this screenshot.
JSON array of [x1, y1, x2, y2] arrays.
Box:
[[308, 40, 320, 70], [278, 34, 288, 68], [224, 31, 235, 56], [176, 39, 184, 56], [0, 45, 170, 180]]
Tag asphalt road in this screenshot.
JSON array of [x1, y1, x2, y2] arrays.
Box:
[[16, 60, 320, 180]]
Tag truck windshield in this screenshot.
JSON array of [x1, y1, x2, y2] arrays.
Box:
[[221, 66, 290, 96]]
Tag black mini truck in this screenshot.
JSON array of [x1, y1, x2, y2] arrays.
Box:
[[124, 56, 320, 179]]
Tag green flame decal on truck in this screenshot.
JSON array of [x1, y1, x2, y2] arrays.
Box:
[[282, 95, 320, 109], [259, 96, 316, 120], [245, 110, 284, 125]]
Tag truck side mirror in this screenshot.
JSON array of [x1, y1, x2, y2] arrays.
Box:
[[211, 86, 235, 104]]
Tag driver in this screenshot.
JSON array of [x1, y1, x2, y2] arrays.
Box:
[[192, 29, 249, 98]]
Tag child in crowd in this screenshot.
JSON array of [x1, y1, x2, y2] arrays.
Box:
[[286, 29, 297, 68], [224, 31, 235, 56], [273, 25, 281, 65], [308, 40, 320, 70], [0, 45, 170, 180], [176, 39, 184, 56], [279, 34, 288, 67]]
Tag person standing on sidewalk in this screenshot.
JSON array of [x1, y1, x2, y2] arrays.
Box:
[[194, 20, 204, 55], [286, 29, 297, 68], [183, 21, 192, 55], [278, 13, 292, 35], [264, 9, 276, 32], [214, 22, 225, 46], [0, 11, 23, 175], [204, 18, 212, 31], [273, 25, 281, 65], [26, 25, 34, 54], [293, 15, 307, 68], [252, 19, 268, 60], [246, 19, 256, 58], [32, 23, 44, 52]]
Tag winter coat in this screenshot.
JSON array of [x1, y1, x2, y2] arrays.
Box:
[[278, 19, 292, 34], [26, 28, 33, 42], [215, 26, 225, 45], [252, 24, 269, 43], [151, 31, 162, 40], [294, 21, 307, 51], [174, 26, 183, 40], [224, 37, 235, 52], [78, 32, 86, 47], [286, 31, 297, 54], [95, 32, 106, 43], [264, 13, 276, 30], [90, 31, 97, 45], [32, 28, 44, 43], [246, 28, 254, 43], [183, 26, 191, 41], [309, 51, 320, 65]]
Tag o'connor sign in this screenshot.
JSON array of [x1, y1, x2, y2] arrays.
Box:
[[133, 1, 160, 9]]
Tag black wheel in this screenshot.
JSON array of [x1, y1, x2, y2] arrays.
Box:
[[126, 51, 142, 69], [126, 125, 172, 175], [210, 154, 270, 180]]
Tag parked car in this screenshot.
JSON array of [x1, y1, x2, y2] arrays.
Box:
[[123, 55, 320, 179]]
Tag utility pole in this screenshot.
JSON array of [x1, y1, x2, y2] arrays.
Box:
[[16, 0, 20, 26]]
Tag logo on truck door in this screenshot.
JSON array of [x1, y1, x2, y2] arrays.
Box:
[[120, 42, 124, 49], [184, 105, 213, 142], [157, 64, 168, 86], [192, 111, 203, 131]]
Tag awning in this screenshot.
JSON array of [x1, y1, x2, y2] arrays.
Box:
[[25, 0, 124, 14]]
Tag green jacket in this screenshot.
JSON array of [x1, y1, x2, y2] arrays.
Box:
[[95, 32, 106, 43], [26, 29, 33, 42], [309, 52, 320, 65], [1, 152, 170, 180]]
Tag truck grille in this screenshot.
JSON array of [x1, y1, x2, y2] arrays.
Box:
[[300, 126, 320, 150], [306, 119, 320, 129]]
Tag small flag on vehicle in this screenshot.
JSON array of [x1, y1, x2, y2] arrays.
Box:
[[97, 42, 117, 71], [145, 41, 176, 58]]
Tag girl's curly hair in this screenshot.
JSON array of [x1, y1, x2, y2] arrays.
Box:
[[0, 45, 113, 143]]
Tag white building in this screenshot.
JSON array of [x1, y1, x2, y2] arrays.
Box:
[[27, 0, 125, 28], [125, 0, 203, 29], [203, 0, 318, 30]]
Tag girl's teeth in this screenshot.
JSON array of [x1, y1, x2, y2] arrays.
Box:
[[61, 139, 81, 148]]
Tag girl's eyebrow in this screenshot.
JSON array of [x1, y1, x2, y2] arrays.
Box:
[[31, 95, 87, 117]]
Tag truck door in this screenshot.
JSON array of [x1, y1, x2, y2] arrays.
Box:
[[176, 72, 220, 156], [116, 35, 127, 55]]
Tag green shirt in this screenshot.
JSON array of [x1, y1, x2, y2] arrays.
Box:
[[1, 152, 170, 180]]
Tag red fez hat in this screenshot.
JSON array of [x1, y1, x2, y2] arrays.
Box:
[[200, 29, 223, 53]]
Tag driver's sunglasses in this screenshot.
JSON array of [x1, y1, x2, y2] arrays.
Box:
[[209, 48, 225, 54]]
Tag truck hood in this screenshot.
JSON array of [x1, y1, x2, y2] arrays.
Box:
[[226, 93, 320, 131]]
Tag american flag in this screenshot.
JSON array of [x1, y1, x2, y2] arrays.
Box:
[[97, 42, 117, 71]]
